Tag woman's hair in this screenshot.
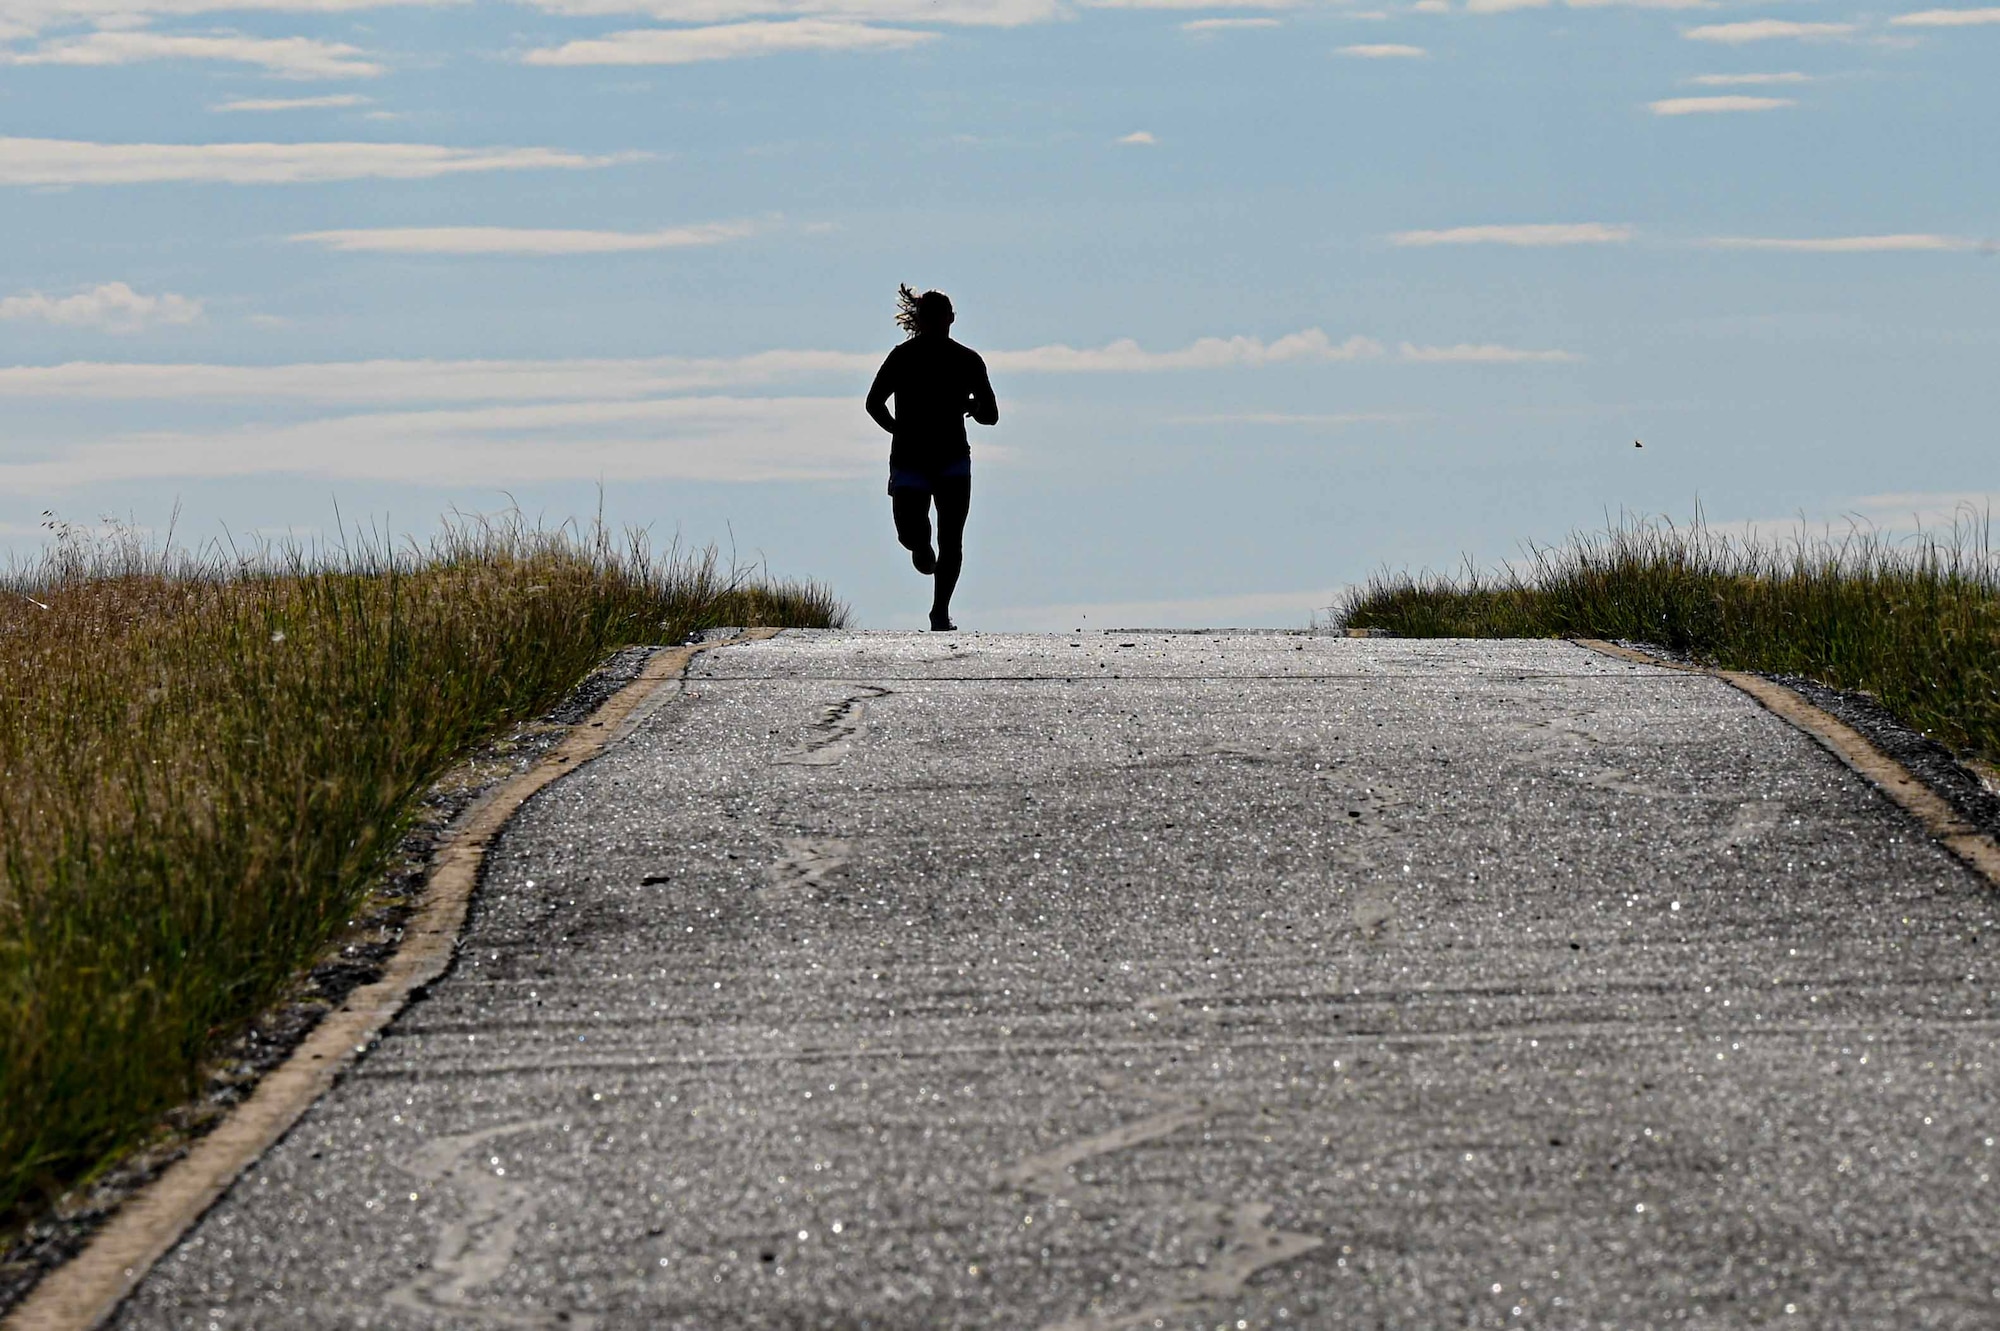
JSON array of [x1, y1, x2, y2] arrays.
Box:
[[895, 284, 953, 337]]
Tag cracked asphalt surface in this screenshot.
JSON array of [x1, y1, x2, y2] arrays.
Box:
[[114, 633, 1999, 1329]]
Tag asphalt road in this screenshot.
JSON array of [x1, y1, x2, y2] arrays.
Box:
[[115, 633, 1999, 1329]]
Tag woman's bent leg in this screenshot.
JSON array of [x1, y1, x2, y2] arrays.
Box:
[[891, 487, 937, 573]]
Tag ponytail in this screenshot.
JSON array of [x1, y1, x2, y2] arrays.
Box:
[[895, 284, 953, 337]]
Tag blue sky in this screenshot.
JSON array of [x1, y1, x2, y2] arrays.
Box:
[[2, 0, 1995, 627]]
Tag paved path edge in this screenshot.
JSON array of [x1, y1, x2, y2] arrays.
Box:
[[3, 630, 780, 1331], [1575, 638, 2000, 892]]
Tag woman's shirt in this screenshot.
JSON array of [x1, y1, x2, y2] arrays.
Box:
[[866, 335, 998, 478]]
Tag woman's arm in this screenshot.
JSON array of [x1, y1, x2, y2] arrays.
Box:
[[966, 356, 999, 427], [865, 356, 897, 434]]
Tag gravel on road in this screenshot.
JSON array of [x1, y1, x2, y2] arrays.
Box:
[[114, 633, 2000, 1329]]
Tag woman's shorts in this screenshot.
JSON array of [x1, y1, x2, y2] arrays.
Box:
[[888, 460, 972, 495]]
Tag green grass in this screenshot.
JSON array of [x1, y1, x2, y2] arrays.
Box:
[[1337, 516, 2000, 763], [0, 516, 842, 1223]]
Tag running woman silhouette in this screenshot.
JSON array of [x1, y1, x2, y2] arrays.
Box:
[[866, 286, 998, 632]]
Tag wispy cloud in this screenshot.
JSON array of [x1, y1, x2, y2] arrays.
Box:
[[290, 221, 760, 253], [212, 93, 373, 111], [1701, 494, 2000, 547], [1484, 0, 1716, 11], [0, 351, 876, 403], [1707, 233, 1984, 252], [1649, 93, 1793, 114], [1850, 490, 2000, 527], [0, 0, 463, 42], [1169, 410, 1421, 425], [0, 137, 632, 185], [1397, 341, 1580, 362], [1181, 15, 1279, 29], [526, 0, 1050, 24], [1688, 70, 1808, 84], [521, 18, 935, 64], [991, 329, 1383, 372], [1080, 0, 1301, 10], [0, 397, 891, 490], [0, 30, 382, 77], [1683, 18, 1856, 42], [1890, 6, 2000, 23], [1116, 130, 1157, 145], [1338, 41, 1425, 55], [978, 586, 1346, 632], [0, 328, 1577, 407], [1469, 0, 1733, 11], [1565, 0, 1715, 9], [1390, 222, 1632, 246], [0, 281, 201, 333]]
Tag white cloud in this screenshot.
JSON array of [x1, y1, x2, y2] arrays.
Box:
[[213, 93, 373, 111], [0, 0, 1002, 61], [1411, 0, 1448, 11], [528, 0, 1049, 23], [0, 350, 876, 402], [1890, 6, 2000, 23], [1390, 222, 1632, 246], [0, 137, 631, 185], [1649, 93, 1793, 114], [0, 397, 894, 490], [1116, 130, 1157, 144], [1565, 0, 1714, 9], [1338, 41, 1424, 54], [1481, 0, 1716, 11], [0, 30, 381, 77], [1700, 494, 2000, 548], [990, 329, 1383, 372], [1850, 490, 2000, 528], [521, 18, 935, 65], [0, 328, 1575, 408], [0, 0, 459, 41], [979, 586, 1346, 631], [1683, 18, 1855, 41], [1688, 70, 1808, 84], [290, 221, 760, 253], [1707, 233, 1982, 252], [1169, 410, 1420, 425], [1082, 0, 1297, 8], [0, 282, 201, 333], [1397, 341, 1580, 362], [1181, 15, 1279, 28]]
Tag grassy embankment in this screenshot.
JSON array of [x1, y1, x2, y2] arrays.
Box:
[[1337, 518, 1999, 763], [0, 520, 842, 1225]]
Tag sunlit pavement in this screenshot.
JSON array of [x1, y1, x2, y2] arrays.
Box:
[[118, 633, 1999, 1329]]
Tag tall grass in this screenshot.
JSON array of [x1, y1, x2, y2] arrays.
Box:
[[1337, 515, 2000, 762], [0, 516, 842, 1223]]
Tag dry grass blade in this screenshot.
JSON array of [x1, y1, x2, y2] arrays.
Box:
[[1335, 512, 2000, 762], [0, 513, 843, 1225]]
